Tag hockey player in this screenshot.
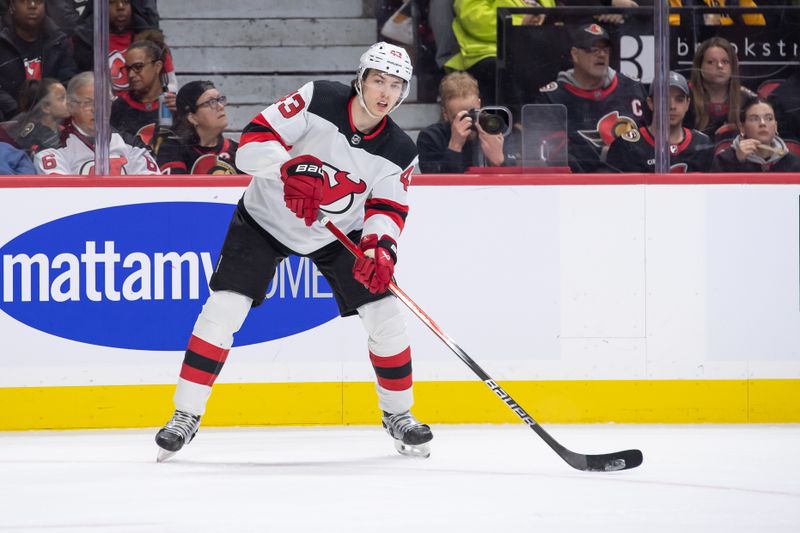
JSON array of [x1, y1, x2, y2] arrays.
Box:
[[605, 71, 714, 173], [34, 71, 159, 175], [535, 23, 648, 173], [154, 42, 433, 461]]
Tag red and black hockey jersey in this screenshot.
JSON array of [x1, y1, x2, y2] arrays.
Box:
[[236, 80, 418, 255], [605, 127, 714, 172], [154, 134, 240, 174], [536, 70, 648, 173], [110, 91, 160, 145]]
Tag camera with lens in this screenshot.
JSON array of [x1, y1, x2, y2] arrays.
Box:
[[462, 107, 510, 135]]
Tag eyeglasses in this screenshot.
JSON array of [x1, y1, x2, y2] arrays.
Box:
[[70, 98, 94, 110], [745, 114, 776, 124], [196, 96, 227, 110], [581, 45, 610, 55], [122, 61, 155, 74]]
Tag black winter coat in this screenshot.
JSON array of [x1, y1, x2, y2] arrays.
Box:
[[0, 17, 78, 121]]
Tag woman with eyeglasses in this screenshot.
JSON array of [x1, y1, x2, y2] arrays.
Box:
[[711, 96, 800, 172], [153, 80, 240, 174], [109, 38, 176, 146]]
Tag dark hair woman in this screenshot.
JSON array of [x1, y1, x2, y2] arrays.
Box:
[[153, 80, 240, 174], [711, 96, 800, 172], [687, 36, 756, 142]]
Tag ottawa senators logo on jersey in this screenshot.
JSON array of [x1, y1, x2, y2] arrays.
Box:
[[578, 111, 638, 148], [319, 163, 367, 214]]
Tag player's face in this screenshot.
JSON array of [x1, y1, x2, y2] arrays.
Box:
[[700, 46, 732, 87], [11, 0, 45, 32], [190, 88, 228, 133], [69, 83, 95, 136], [442, 94, 480, 123], [361, 71, 405, 117], [44, 82, 70, 121], [668, 87, 690, 127], [572, 42, 610, 80], [125, 48, 162, 95], [741, 102, 777, 145], [109, 0, 132, 33]]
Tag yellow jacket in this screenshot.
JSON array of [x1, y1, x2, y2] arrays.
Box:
[[669, 0, 766, 26], [447, 0, 555, 71]]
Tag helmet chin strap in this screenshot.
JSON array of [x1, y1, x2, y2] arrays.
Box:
[[355, 78, 382, 120]]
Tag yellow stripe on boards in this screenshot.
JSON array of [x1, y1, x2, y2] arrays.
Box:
[[0, 379, 798, 430]]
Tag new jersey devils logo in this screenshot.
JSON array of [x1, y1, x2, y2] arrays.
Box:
[[320, 163, 367, 214], [24, 58, 42, 80], [109, 50, 128, 91], [578, 111, 638, 148]]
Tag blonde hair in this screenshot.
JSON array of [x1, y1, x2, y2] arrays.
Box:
[[438, 71, 479, 106], [690, 37, 743, 132]]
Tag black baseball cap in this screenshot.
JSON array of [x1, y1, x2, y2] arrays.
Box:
[[572, 23, 611, 50], [649, 71, 691, 96]]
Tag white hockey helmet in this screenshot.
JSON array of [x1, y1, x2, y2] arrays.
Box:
[[356, 42, 413, 113]]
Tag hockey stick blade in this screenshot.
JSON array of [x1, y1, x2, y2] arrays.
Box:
[[318, 215, 643, 472]]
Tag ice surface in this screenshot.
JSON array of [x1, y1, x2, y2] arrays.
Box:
[[0, 424, 798, 532]]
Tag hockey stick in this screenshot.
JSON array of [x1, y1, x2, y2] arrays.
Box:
[[320, 215, 643, 472]]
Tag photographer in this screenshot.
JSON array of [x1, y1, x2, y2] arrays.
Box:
[[417, 71, 513, 173]]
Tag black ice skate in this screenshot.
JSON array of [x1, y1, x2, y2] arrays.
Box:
[[155, 409, 201, 462], [382, 410, 433, 458]]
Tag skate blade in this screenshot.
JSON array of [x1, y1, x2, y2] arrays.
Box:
[[394, 439, 431, 458], [156, 448, 177, 463]]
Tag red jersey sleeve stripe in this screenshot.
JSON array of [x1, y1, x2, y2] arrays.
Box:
[[365, 198, 409, 232], [239, 113, 291, 152]]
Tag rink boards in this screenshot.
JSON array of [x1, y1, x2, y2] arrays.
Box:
[[0, 174, 798, 429]]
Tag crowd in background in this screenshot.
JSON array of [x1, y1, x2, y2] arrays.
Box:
[[0, 0, 237, 175], [1, 0, 799, 176]]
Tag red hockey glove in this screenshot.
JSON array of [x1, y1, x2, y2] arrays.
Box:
[[280, 154, 325, 226], [353, 234, 397, 294]]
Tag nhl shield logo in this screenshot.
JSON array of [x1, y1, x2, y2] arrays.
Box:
[[350, 134, 362, 145]]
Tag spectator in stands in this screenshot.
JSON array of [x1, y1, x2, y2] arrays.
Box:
[[669, 0, 766, 26], [535, 23, 648, 173], [0, 0, 78, 121], [417, 71, 512, 172], [606, 71, 714, 172], [686, 36, 756, 142], [448, 0, 554, 105], [110, 39, 176, 146], [6, 77, 68, 153], [0, 0, 88, 36], [73, 0, 177, 96], [34, 71, 160, 175], [153, 80, 241, 175], [768, 71, 800, 143], [711, 96, 800, 172], [0, 138, 37, 174]]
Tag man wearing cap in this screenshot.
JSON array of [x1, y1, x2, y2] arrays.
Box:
[[535, 23, 648, 173], [605, 71, 714, 173]]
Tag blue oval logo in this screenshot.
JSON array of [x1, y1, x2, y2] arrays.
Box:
[[0, 202, 339, 350]]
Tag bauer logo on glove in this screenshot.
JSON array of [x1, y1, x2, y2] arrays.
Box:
[[280, 154, 325, 226]]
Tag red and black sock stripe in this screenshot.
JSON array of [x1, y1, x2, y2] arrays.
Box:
[[370, 347, 412, 391], [179, 335, 230, 386]]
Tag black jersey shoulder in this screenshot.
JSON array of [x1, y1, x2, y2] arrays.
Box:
[[307, 79, 417, 170]]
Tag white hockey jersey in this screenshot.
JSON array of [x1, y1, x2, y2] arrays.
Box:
[[34, 123, 160, 176], [236, 80, 418, 255]]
